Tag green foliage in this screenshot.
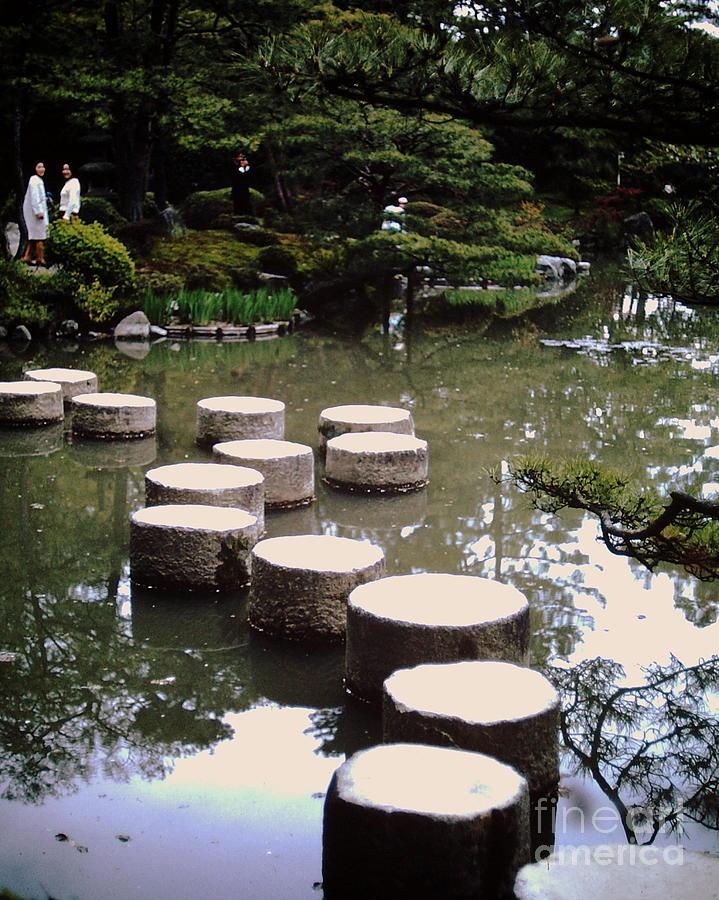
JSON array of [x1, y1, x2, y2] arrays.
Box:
[[182, 189, 233, 230], [257, 245, 298, 276], [80, 197, 127, 227], [0, 260, 51, 327], [348, 232, 540, 286], [74, 278, 120, 324], [47, 220, 135, 289], [502, 455, 719, 580], [629, 202, 719, 306], [142, 230, 261, 290], [444, 285, 562, 317], [143, 285, 296, 326]]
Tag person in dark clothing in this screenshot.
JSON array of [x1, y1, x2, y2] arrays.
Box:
[[231, 151, 252, 216]]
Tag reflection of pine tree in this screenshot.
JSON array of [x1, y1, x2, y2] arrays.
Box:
[[546, 655, 719, 844]]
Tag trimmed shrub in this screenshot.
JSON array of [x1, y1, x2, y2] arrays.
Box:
[[257, 245, 298, 277], [47, 220, 135, 288], [406, 201, 445, 218], [135, 271, 184, 297], [182, 189, 233, 229], [0, 260, 51, 327], [79, 197, 126, 227]]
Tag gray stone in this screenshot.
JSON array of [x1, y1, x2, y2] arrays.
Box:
[[11, 325, 32, 343], [130, 503, 259, 591], [114, 311, 151, 341], [24, 367, 98, 403], [213, 438, 314, 509], [0, 325, 7, 340], [249, 534, 385, 642], [318, 403, 414, 452], [325, 431, 428, 493], [197, 395, 285, 445], [0, 381, 64, 426], [56, 320, 80, 337], [536, 256, 577, 280], [346, 573, 530, 703], [323, 743, 529, 900], [150, 325, 168, 337], [71, 391, 156, 439], [383, 660, 559, 794], [145, 462, 265, 533], [257, 272, 290, 288], [514, 846, 719, 899]]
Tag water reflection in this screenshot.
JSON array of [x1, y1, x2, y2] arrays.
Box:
[[0, 272, 718, 897], [0, 422, 64, 457]]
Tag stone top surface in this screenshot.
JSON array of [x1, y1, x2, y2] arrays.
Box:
[[327, 432, 427, 452], [132, 503, 257, 530], [514, 846, 719, 899], [198, 396, 285, 413], [253, 534, 384, 572], [321, 404, 412, 425], [336, 743, 525, 817], [25, 367, 95, 383], [214, 438, 312, 460], [1, 380, 62, 395], [385, 661, 558, 724], [349, 573, 528, 625], [73, 392, 155, 408], [146, 462, 263, 489]]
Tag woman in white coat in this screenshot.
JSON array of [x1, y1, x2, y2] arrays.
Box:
[[22, 161, 49, 266], [59, 163, 81, 220]]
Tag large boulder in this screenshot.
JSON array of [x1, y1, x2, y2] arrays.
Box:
[[114, 311, 150, 341], [536, 256, 577, 280]]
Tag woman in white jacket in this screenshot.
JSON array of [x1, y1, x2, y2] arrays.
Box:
[[21, 161, 49, 266], [59, 163, 81, 220]]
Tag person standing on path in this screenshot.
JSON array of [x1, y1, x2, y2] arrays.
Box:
[[21, 161, 49, 266], [59, 163, 81, 220], [231, 151, 252, 216]]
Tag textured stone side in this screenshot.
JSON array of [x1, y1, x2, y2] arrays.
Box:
[[145, 463, 265, 533], [25, 368, 98, 402], [213, 439, 314, 508], [346, 606, 530, 704], [249, 543, 385, 642], [325, 432, 428, 492], [382, 663, 559, 794], [0, 381, 64, 426], [130, 505, 259, 591], [322, 743, 530, 900], [318, 404, 415, 451], [72, 393, 156, 439], [197, 396, 285, 445]]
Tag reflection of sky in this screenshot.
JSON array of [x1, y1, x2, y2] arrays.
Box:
[[0, 706, 334, 900]]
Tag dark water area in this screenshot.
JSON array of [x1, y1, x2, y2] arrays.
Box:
[[0, 271, 718, 898]]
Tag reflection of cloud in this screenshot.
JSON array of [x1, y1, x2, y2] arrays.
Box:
[[162, 705, 339, 799]]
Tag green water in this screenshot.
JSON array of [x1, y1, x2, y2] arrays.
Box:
[[0, 275, 717, 898]]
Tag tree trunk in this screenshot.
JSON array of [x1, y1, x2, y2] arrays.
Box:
[[114, 102, 153, 221]]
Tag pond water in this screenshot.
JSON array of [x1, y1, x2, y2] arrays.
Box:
[[1, 272, 718, 899]]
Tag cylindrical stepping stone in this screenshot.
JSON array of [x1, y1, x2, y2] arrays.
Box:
[[0, 381, 63, 426], [197, 395, 285, 445], [318, 404, 414, 452], [24, 367, 97, 403], [71, 392, 156, 439], [130, 503, 259, 591], [383, 661, 559, 795], [145, 462, 265, 533], [346, 573, 530, 703], [249, 534, 385, 642], [213, 438, 314, 509], [322, 743, 529, 900], [325, 431, 428, 493]]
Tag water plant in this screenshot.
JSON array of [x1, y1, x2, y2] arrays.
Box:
[[142, 286, 296, 326]]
